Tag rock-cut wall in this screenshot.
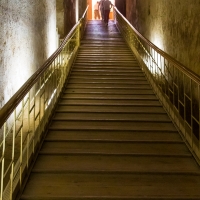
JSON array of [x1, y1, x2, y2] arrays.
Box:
[[0, 0, 57, 108], [126, 0, 200, 76]]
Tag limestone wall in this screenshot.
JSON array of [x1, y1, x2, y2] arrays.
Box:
[[64, 0, 87, 36], [126, 0, 200, 76], [64, 0, 76, 35], [0, 0, 57, 108], [115, 0, 126, 17], [79, 0, 87, 19], [57, 0, 65, 38]]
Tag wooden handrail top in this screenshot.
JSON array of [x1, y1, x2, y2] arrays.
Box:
[[0, 6, 89, 128], [114, 6, 200, 85]]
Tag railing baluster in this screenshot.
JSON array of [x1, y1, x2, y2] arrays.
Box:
[[190, 78, 193, 149], [114, 6, 200, 164], [0, 6, 87, 199], [199, 84, 200, 153], [1, 123, 6, 199], [27, 92, 31, 169], [20, 128, 23, 189]]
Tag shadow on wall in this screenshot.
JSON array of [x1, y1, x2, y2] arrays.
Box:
[[64, 0, 76, 35]]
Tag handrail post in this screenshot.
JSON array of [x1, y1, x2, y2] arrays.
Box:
[[114, 6, 200, 164]]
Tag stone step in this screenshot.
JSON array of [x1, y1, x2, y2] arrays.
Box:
[[84, 37, 124, 40], [64, 88, 153, 95], [66, 83, 150, 88], [72, 65, 138, 68], [75, 58, 137, 62], [69, 76, 147, 84], [71, 66, 140, 70], [40, 140, 187, 155], [78, 51, 134, 55], [75, 61, 137, 66], [45, 130, 181, 142], [57, 99, 161, 105], [53, 112, 170, 122], [76, 52, 135, 56], [49, 120, 177, 132], [70, 71, 144, 76], [20, 173, 200, 199], [80, 39, 126, 42], [68, 78, 149, 84], [72, 62, 139, 66], [32, 154, 199, 173], [68, 74, 146, 78], [61, 93, 158, 100], [76, 53, 135, 56], [55, 105, 164, 113], [79, 46, 131, 49]]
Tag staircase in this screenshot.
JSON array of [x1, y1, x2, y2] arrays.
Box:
[[20, 21, 200, 199]]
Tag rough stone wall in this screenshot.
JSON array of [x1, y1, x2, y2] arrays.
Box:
[[79, 0, 87, 19], [64, 0, 76, 35], [115, 0, 126, 17], [64, 0, 87, 36], [0, 0, 57, 108], [126, 0, 200, 76], [57, 0, 65, 38]]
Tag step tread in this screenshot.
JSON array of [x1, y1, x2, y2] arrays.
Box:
[[49, 120, 177, 131], [68, 80, 148, 84], [66, 84, 150, 89], [70, 71, 143, 75], [64, 88, 154, 95], [45, 130, 181, 142], [33, 155, 199, 173], [40, 141, 189, 155], [70, 69, 143, 72], [58, 99, 161, 105], [61, 94, 157, 99], [53, 113, 171, 122], [21, 173, 200, 197]]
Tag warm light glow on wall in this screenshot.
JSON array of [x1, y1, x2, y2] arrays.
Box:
[[3, 24, 37, 105], [151, 34, 164, 52], [76, 0, 79, 22], [0, 1, 57, 107], [149, 25, 165, 75], [149, 18, 164, 52], [46, 13, 57, 57]]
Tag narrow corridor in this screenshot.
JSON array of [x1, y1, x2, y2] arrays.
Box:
[[19, 21, 200, 200]]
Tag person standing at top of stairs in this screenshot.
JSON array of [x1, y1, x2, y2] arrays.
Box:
[[103, 0, 112, 25], [99, 0, 105, 21], [94, 1, 100, 20]]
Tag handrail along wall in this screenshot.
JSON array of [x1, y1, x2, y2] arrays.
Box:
[[0, 6, 88, 200], [114, 6, 200, 163]]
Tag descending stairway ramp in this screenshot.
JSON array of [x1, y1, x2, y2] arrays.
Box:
[[20, 21, 200, 200]]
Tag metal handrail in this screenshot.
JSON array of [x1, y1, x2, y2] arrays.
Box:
[[0, 6, 88, 200], [114, 6, 200, 163], [0, 11, 87, 128], [114, 7, 200, 85], [0, 25, 74, 128]]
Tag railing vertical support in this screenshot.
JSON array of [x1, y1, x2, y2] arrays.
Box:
[[1, 123, 6, 199], [113, 6, 200, 164], [0, 6, 88, 199], [27, 92, 31, 169]]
